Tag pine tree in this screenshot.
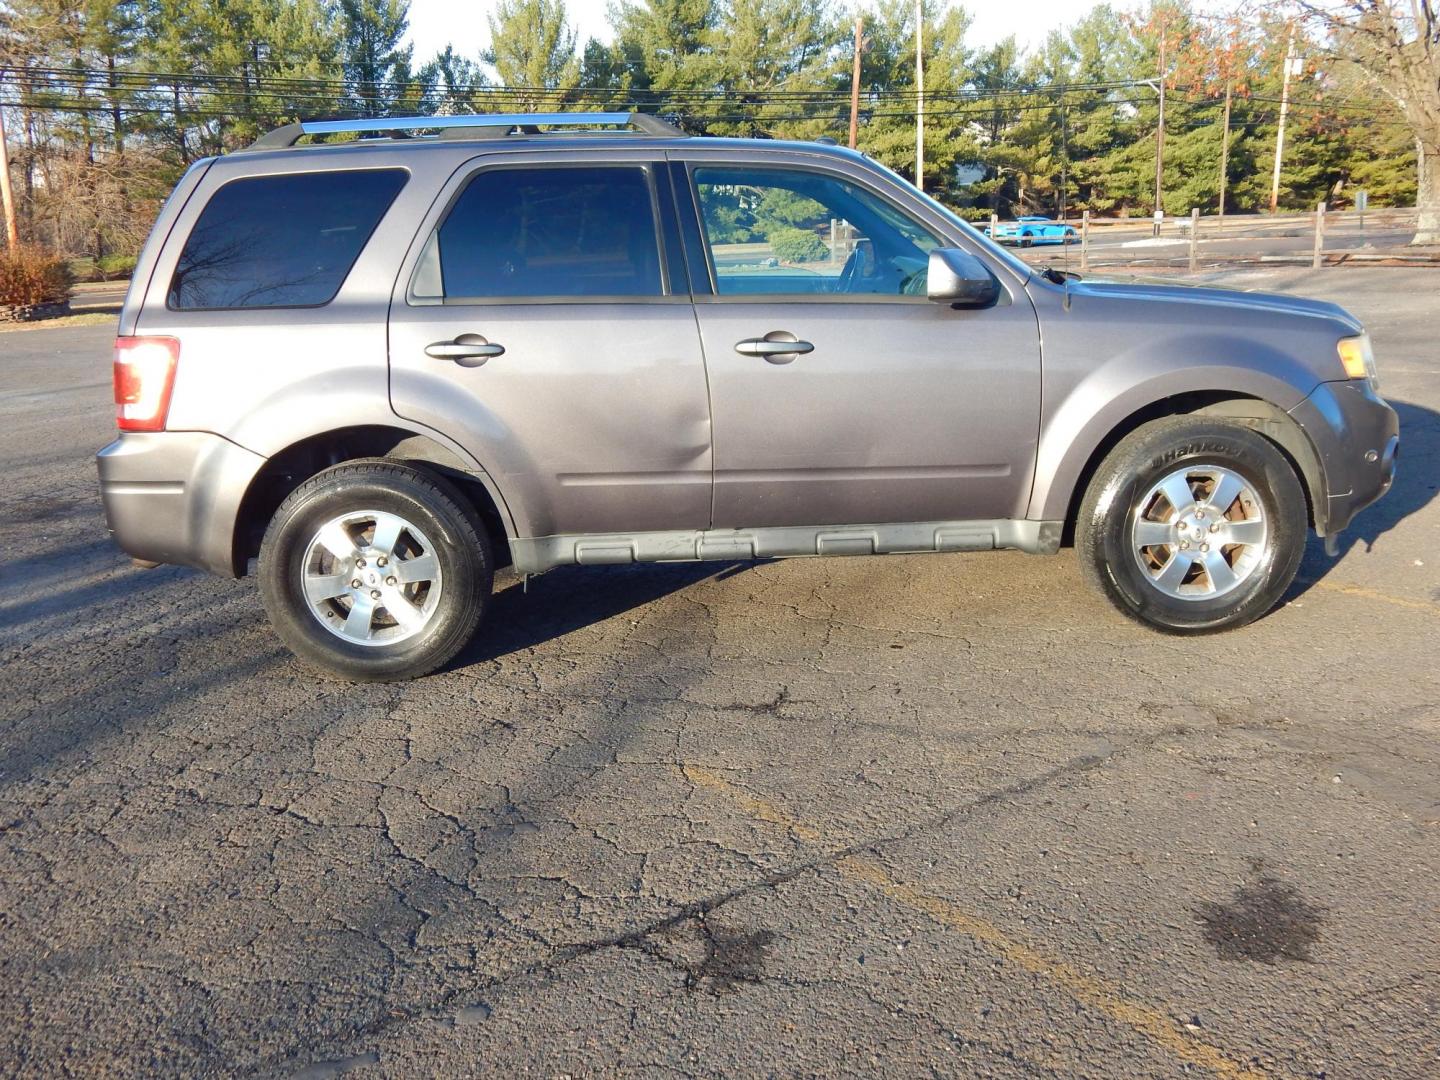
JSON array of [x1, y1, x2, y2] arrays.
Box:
[[485, 0, 580, 108], [416, 45, 488, 115], [611, 0, 718, 113], [849, 0, 974, 189], [337, 0, 414, 118], [698, 0, 842, 137]]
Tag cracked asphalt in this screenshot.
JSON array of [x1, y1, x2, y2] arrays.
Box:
[[1, 267, 1438, 1078]]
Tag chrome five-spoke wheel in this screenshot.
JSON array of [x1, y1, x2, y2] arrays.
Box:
[[302, 509, 443, 645], [1131, 465, 1268, 600]]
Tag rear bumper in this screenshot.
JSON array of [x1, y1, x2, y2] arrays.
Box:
[[1288, 379, 1399, 536], [96, 431, 267, 577]]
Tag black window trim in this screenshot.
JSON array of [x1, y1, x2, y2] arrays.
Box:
[[677, 158, 951, 306], [654, 161, 691, 296], [166, 166, 410, 313], [666, 161, 714, 297], [406, 160, 682, 307]]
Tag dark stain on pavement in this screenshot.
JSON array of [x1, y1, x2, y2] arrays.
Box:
[[1195, 877, 1324, 963], [693, 922, 776, 991], [288, 1050, 380, 1078], [642, 917, 777, 993], [730, 687, 791, 715]]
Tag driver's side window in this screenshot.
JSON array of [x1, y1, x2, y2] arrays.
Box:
[[691, 165, 940, 298]]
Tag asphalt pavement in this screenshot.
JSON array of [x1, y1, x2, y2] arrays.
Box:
[[1, 268, 1437, 1078]]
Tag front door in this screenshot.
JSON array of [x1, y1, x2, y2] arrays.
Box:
[[388, 155, 711, 539], [679, 156, 1042, 530]]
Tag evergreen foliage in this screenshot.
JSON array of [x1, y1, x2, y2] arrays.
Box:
[[0, 0, 1425, 259]]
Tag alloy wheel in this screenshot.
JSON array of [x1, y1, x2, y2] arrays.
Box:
[[300, 509, 443, 645], [1129, 464, 1269, 600]]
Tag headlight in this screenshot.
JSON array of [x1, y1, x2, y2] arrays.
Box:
[[1337, 334, 1378, 386]]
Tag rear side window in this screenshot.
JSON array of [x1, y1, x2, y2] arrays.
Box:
[[414, 166, 662, 300], [169, 169, 407, 310]]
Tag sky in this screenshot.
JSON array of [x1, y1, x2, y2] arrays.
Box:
[[404, 0, 1116, 69]]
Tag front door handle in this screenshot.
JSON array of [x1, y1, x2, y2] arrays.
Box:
[[735, 332, 814, 364], [425, 333, 505, 367]]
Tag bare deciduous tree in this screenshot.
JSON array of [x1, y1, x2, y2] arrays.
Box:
[[1295, 1, 1440, 242]]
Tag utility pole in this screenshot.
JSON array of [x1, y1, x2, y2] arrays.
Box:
[[1153, 29, 1167, 220], [1270, 27, 1297, 213], [915, 0, 924, 192], [1218, 77, 1233, 218], [1059, 100, 1069, 221], [0, 86, 18, 250], [849, 15, 863, 149]]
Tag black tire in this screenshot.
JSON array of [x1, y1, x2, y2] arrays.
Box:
[[1076, 417, 1307, 634], [259, 459, 492, 681], [1019, 233, 1034, 247]]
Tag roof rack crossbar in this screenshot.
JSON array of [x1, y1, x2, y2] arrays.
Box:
[[249, 111, 685, 150]]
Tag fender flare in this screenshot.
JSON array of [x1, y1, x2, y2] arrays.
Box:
[[1030, 369, 1326, 532]]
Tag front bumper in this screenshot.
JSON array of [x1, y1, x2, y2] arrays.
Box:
[[1288, 379, 1399, 536], [96, 431, 267, 577]]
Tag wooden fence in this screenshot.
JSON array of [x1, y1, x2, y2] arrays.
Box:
[[985, 206, 1426, 272]]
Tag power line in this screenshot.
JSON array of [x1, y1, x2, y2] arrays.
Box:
[[3, 61, 1397, 121], [7, 63, 1155, 100]]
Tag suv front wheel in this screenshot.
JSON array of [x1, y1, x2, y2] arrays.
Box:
[[1077, 417, 1307, 633], [259, 460, 492, 680]]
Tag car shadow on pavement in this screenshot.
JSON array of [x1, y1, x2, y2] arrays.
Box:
[[450, 560, 750, 670], [0, 576, 285, 790], [0, 540, 175, 634]]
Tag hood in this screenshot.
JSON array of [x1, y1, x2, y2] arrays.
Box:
[[1064, 275, 1364, 333]]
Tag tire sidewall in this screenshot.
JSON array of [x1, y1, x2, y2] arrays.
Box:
[[260, 466, 488, 679], [1087, 426, 1305, 632]]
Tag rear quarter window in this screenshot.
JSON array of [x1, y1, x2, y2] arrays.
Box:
[[168, 168, 407, 310], [413, 165, 663, 301]]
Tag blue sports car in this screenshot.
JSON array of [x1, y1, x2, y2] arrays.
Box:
[[983, 215, 1079, 246]]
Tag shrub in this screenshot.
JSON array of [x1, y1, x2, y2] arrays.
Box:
[[0, 246, 74, 307], [769, 226, 828, 264], [97, 253, 138, 280]]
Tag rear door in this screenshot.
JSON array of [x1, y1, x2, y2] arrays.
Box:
[[387, 150, 711, 539], [674, 151, 1042, 530]]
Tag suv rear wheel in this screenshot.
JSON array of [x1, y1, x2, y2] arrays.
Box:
[[1077, 416, 1306, 633], [259, 460, 492, 680]]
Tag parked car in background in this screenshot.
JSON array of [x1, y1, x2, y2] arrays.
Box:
[[98, 111, 1397, 681], [985, 216, 1079, 246]]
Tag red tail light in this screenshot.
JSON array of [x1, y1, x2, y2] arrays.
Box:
[[114, 336, 180, 432]]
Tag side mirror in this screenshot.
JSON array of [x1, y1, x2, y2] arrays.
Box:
[[926, 248, 1000, 307]]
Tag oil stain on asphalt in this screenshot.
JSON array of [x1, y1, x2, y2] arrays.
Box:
[[693, 924, 776, 991], [1194, 877, 1325, 963], [645, 917, 777, 993]]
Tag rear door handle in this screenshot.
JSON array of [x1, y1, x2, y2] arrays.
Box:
[[425, 333, 505, 367], [735, 332, 814, 364]]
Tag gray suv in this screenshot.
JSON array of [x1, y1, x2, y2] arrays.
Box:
[[97, 112, 1399, 681]]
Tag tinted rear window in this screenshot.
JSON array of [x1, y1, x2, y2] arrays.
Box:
[[169, 169, 406, 310], [421, 166, 662, 299]]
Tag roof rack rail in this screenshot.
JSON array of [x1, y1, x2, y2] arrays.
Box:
[[248, 111, 686, 150]]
